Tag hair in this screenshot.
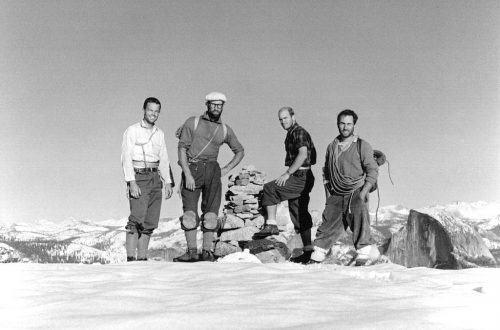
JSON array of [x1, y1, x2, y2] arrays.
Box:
[[337, 109, 358, 125], [143, 97, 161, 110], [278, 107, 294, 116]]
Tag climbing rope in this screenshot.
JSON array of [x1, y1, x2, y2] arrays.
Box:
[[373, 151, 394, 225]]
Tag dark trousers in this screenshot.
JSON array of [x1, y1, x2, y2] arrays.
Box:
[[127, 171, 162, 235], [314, 188, 375, 250], [262, 169, 315, 232], [181, 161, 222, 224]]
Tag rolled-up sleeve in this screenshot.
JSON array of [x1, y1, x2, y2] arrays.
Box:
[[121, 127, 136, 182], [295, 128, 310, 149], [224, 125, 244, 154], [177, 117, 195, 151], [360, 141, 379, 185], [158, 130, 172, 184]]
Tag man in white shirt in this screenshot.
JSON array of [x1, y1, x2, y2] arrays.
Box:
[[121, 97, 173, 261]]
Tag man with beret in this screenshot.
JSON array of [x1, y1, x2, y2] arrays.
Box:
[[174, 92, 245, 262]]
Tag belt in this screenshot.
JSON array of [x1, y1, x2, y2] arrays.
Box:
[[133, 160, 159, 167], [134, 167, 158, 174], [188, 159, 218, 164]]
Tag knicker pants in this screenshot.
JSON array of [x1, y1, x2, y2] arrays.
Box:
[[314, 188, 375, 250], [180, 161, 221, 232], [127, 171, 163, 236], [261, 169, 314, 233]]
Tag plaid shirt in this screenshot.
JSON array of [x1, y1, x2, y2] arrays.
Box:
[[284, 123, 316, 167]]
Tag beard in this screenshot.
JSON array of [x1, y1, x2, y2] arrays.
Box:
[[207, 110, 221, 121], [339, 129, 354, 140], [342, 130, 352, 136]]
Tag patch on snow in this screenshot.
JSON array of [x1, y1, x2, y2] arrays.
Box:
[[217, 249, 261, 263]]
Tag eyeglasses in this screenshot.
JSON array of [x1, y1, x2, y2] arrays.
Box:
[[209, 102, 224, 108]]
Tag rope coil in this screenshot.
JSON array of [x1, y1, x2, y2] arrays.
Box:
[[372, 150, 394, 225]]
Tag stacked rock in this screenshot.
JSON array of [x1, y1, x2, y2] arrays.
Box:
[[214, 165, 266, 257]]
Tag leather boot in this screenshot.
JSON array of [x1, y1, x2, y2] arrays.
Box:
[[173, 248, 199, 262], [253, 224, 279, 239], [200, 250, 215, 262], [290, 250, 313, 264], [125, 231, 138, 261], [137, 234, 150, 261]]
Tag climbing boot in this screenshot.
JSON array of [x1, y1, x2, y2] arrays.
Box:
[[137, 234, 151, 261], [253, 224, 279, 239], [200, 250, 215, 262], [355, 245, 380, 265], [309, 246, 328, 263], [173, 248, 199, 262], [290, 250, 313, 264]]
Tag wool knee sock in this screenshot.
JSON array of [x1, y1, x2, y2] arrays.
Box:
[[202, 231, 214, 251], [185, 230, 198, 250]]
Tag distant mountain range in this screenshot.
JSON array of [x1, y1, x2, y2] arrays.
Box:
[[1, 201, 499, 264]]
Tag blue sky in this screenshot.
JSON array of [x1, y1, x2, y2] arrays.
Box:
[[1, 0, 499, 223]]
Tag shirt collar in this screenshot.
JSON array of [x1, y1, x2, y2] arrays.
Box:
[[335, 134, 358, 144], [140, 119, 157, 130], [201, 112, 222, 124], [287, 122, 299, 134]]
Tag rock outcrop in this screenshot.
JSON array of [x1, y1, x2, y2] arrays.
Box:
[[0, 243, 22, 263], [386, 210, 497, 269]]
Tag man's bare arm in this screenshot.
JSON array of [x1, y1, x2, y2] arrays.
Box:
[[221, 150, 245, 177], [275, 146, 307, 187]]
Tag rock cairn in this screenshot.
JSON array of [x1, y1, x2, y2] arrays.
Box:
[[214, 165, 266, 257]]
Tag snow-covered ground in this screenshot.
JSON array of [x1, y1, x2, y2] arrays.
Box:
[[2, 201, 500, 329], [2, 261, 499, 330]]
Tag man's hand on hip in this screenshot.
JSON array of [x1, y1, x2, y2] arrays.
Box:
[[220, 167, 230, 177]]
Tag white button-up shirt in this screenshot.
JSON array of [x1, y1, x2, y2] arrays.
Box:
[[121, 120, 172, 183]]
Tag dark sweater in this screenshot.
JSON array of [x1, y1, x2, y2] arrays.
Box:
[[323, 136, 378, 193]]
